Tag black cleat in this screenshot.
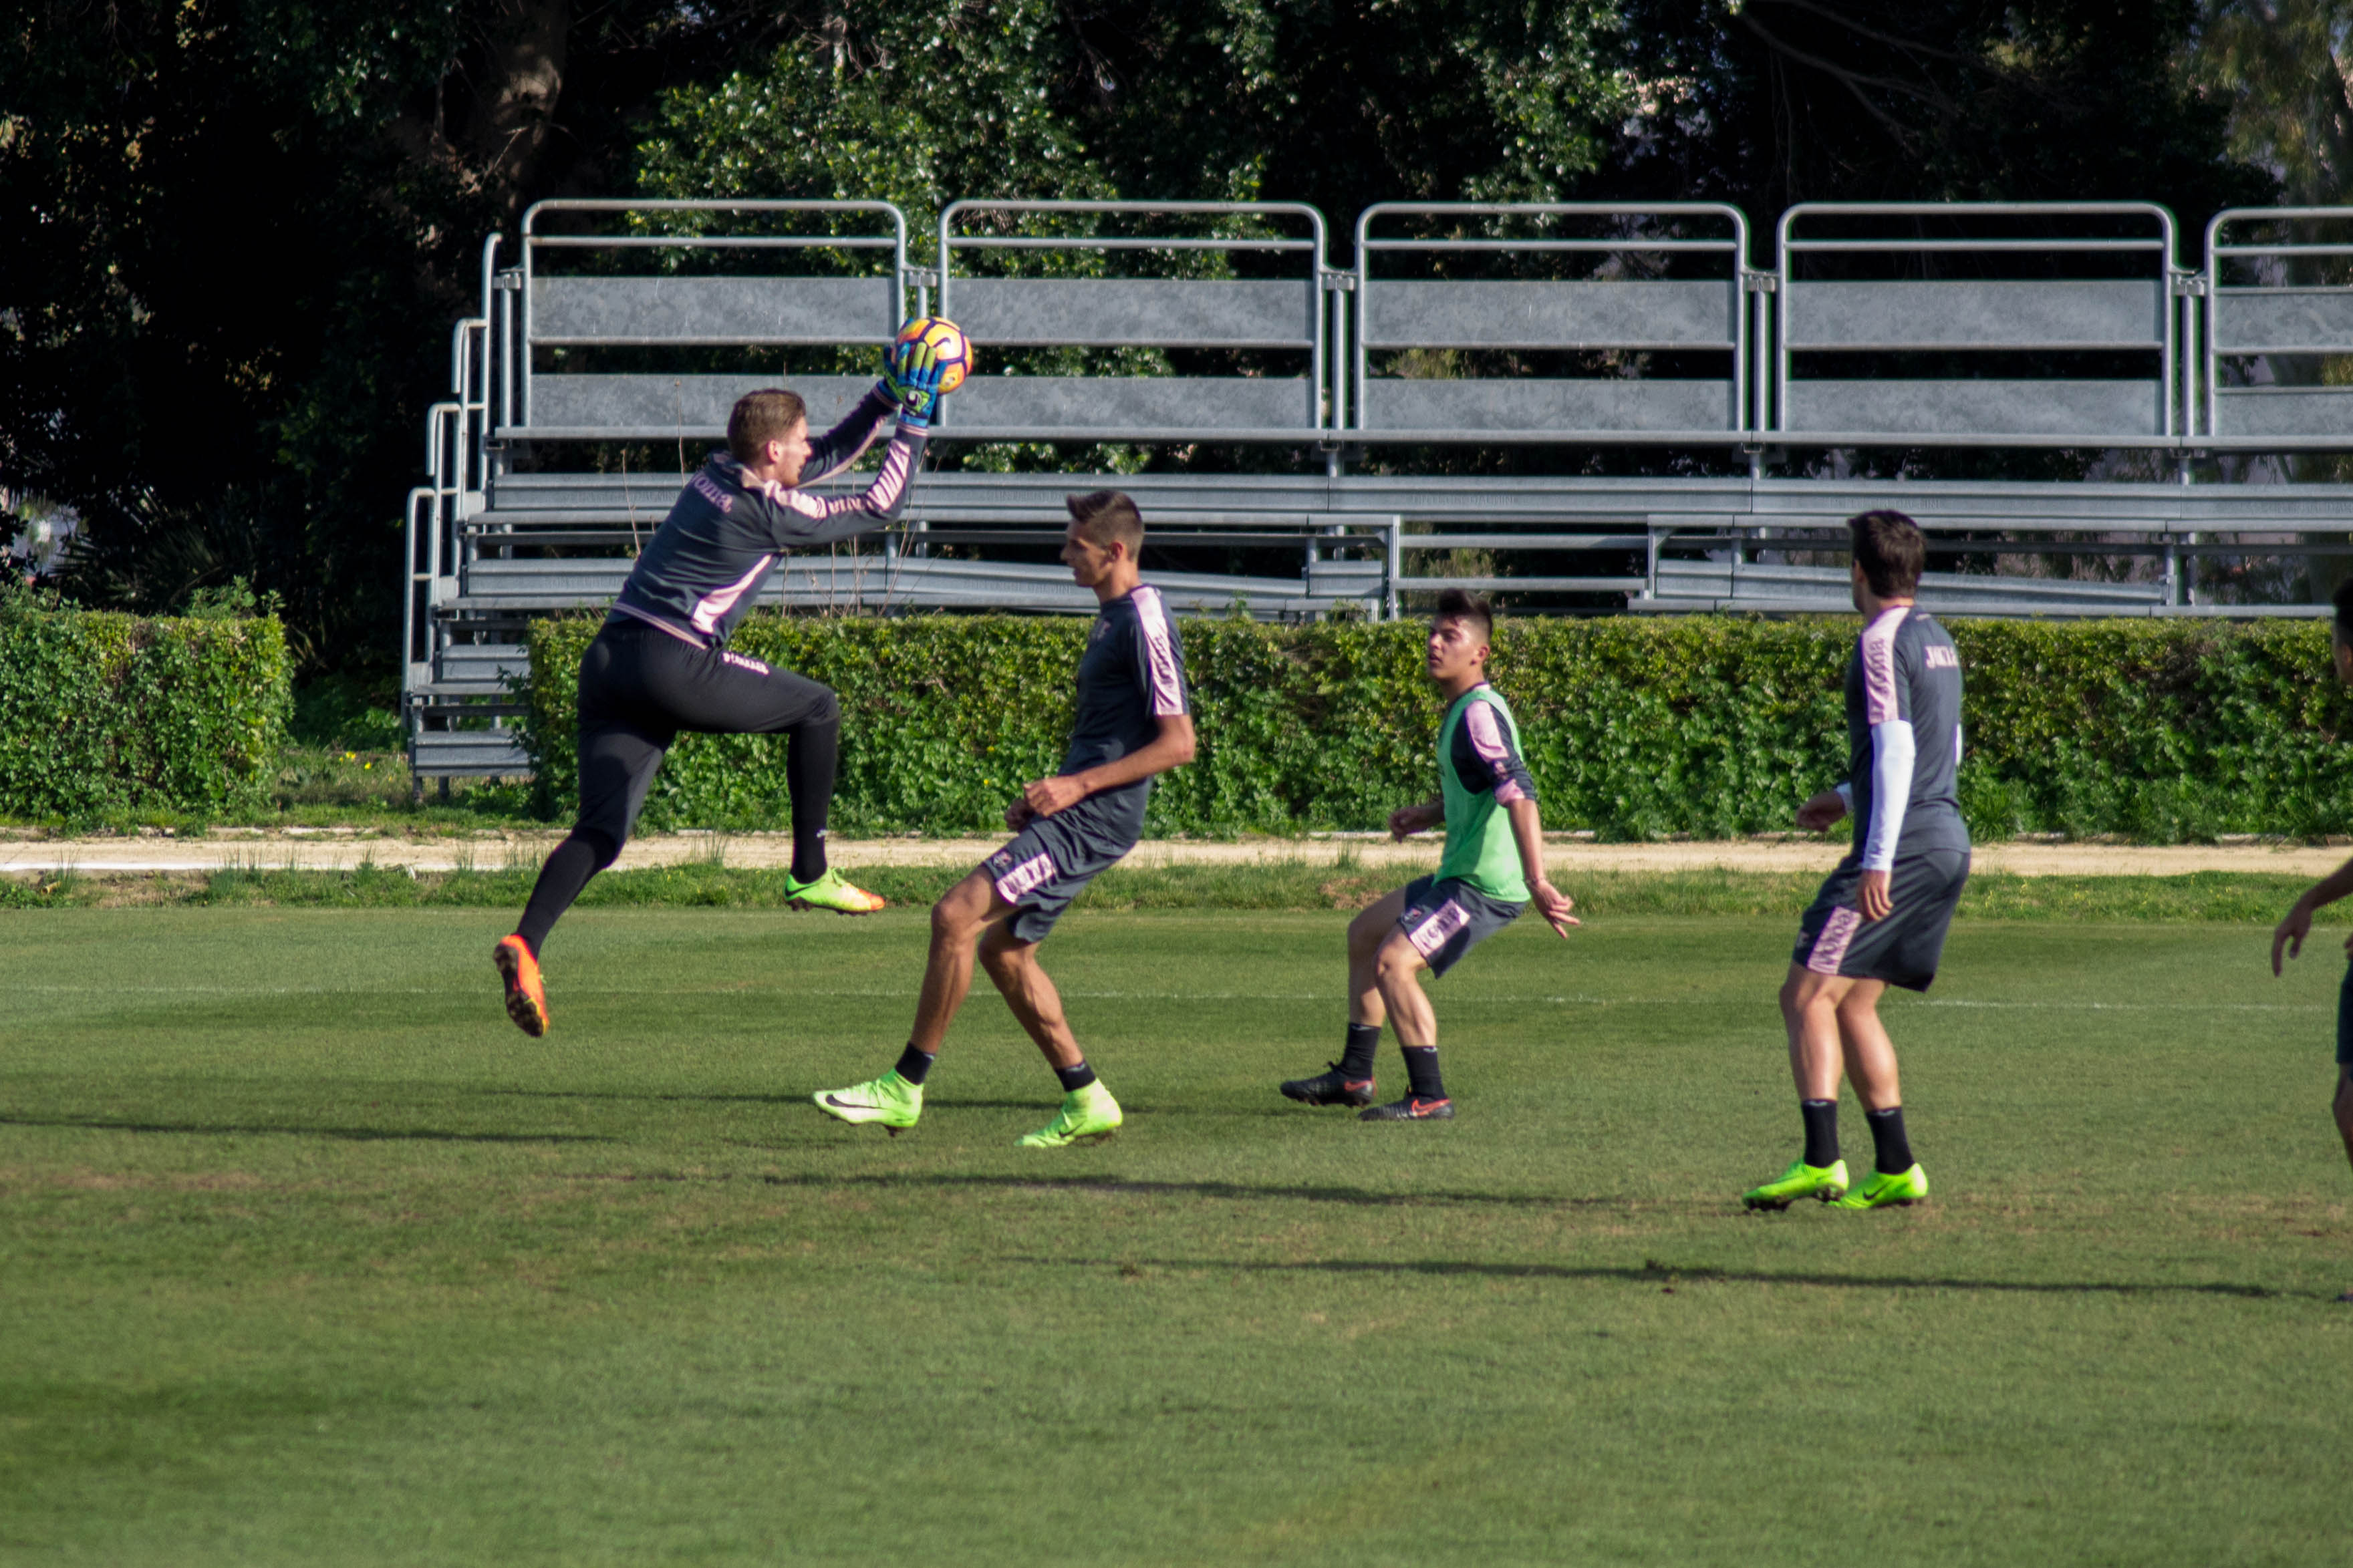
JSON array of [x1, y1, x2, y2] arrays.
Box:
[[1359, 1095, 1454, 1122], [1279, 1063, 1377, 1108]]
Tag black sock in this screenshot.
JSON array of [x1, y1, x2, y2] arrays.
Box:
[[515, 828, 621, 955], [1801, 1099, 1840, 1167], [1055, 1060, 1098, 1093], [1340, 1023, 1381, 1080], [894, 1044, 936, 1086], [786, 700, 840, 884], [1866, 1106, 1914, 1174], [1401, 1046, 1445, 1100]]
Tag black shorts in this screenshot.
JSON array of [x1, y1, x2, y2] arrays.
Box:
[[573, 621, 839, 846], [1793, 848, 1970, 992], [1396, 874, 1525, 978], [983, 793, 1141, 945]]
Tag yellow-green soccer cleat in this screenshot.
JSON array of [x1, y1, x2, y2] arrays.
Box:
[[813, 1070, 922, 1136], [1016, 1081, 1122, 1148], [1742, 1158, 1850, 1210], [785, 868, 888, 915], [1831, 1163, 1929, 1210]]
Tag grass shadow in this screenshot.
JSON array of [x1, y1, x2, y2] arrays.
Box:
[[1034, 1254, 2283, 1299], [0, 1114, 613, 1145]]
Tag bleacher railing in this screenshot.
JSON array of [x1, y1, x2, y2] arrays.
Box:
[[934, 200, 1332, 444], [2203, 208, 2353, 448], [1771, 202, 2185, 448], [1349, 202, 1756, 446], [511, 198, 911, 441]]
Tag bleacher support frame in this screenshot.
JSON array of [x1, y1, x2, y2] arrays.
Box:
[[408, 198, 2353, 785]]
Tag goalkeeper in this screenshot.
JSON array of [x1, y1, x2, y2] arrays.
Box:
[[491, 335, 950, 1038]]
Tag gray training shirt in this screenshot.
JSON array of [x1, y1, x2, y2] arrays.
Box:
[[1058, 585, 1190, 841], [1842, 605, 1970, 869]]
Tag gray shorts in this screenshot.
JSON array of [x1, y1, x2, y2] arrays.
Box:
[[1397, 874, 1525, 978], [1793, 848, 1971, 993], [982, 793, 1140, 945]]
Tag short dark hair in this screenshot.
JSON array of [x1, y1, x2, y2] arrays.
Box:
[[727, 389, 807, 464], [2332, 577, 2353, 643], [1850, 509, 1925, 597], [1065, 489, 1144, 556], [1434, 587, 1494, 644]]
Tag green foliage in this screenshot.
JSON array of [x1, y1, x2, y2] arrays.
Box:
[[0, 591, 292, 820], [519, 613, 2353, 841]]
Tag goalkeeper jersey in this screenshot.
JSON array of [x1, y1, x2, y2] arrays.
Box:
[[607, 385, 924, 647]]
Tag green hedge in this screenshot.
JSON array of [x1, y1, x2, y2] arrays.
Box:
[[520, 614, 2353, 840], [0, 595, 292, 818]]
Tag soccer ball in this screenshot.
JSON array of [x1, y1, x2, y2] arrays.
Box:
[[894, 315, 972, 394]]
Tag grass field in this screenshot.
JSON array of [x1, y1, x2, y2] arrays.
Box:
[[4, 901, 2350, 1565]]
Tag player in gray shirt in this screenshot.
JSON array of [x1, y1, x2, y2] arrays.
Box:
[[1745, 510, 1971, 1213], [813, 490, 1195, 1148]]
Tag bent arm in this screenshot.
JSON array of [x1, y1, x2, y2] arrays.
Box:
[[1505, 796, 1580, 937], [769, 424, 928, 550], [1068, 713, 1196, 798], [798, 383, 898, 484], [1506, 796, 1550, 890]]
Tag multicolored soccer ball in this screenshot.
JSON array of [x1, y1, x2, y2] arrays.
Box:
[[894, 315, 972, 394]]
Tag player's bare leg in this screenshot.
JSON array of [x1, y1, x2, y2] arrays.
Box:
[[910, 869, 1009, 1054], [1360, 929, 1452, 1120], [1281, 890, 1407, 1110], [813, 869, 1006, 1136], [1780, 965, 1855, 1102], [1749, 966, 1868, 1208], [973, 919, 1121, 1147], [978, 923, 1083, 1071], [1347, 888, 1410, 1029], [1834, 982, 1899, 1111]]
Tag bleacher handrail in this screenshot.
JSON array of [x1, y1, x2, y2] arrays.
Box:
[[2201, 206, 2353, 446], [1349, 202, 1755, 446], [511, 199, 911, 440], [1773, 201, 2182, 448], [935, 198, 1332, 443]]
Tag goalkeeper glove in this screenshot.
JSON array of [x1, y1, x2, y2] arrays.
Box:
[[891, 343, 948, 430]]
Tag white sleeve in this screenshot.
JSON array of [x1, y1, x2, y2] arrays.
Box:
[[1833, 781, 1854, 812], [1862, 720, 1915, 872]]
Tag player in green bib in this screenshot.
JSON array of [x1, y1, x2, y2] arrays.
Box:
[[1278, 591, 1580, 1120]]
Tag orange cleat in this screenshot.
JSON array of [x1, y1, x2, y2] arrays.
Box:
[[493, 934, 549, 1036]]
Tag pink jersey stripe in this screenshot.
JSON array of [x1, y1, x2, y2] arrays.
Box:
[[690, 554, 775, 635], [1806, 906, 1863, 977], [1133, 586, 1186, 716], [1462, 699, 1527, 804], [1860, 607, 1907, 726]]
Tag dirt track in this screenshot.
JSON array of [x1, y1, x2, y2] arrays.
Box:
[[4, 830, 2348, 880]]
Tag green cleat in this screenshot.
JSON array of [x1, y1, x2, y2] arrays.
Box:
[[813, 1070, 922, 1135], [1831, 1163, 1929, 1210], [1017, 1081, 1122, 1148], [785, 868, 887, 915], [1742, 1158, 1850, 1210]]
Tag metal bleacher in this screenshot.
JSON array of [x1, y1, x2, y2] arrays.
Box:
[[408, 198, 2353, 781]]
